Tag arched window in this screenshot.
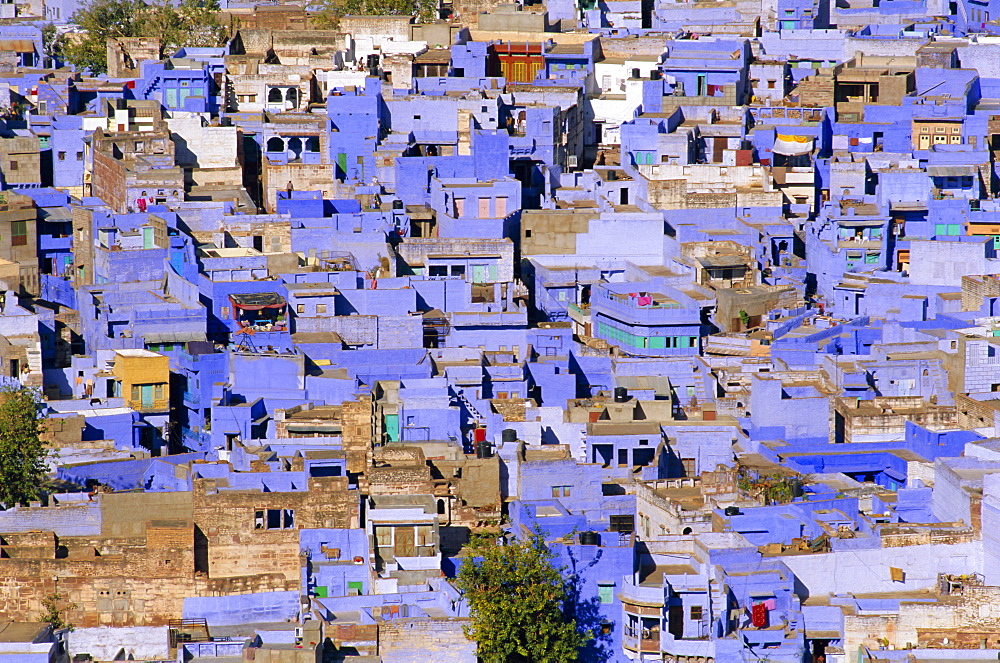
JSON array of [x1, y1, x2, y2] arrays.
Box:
[[437, 499, 446, 515], [266, 137, 284, 152], [287, 137, 303, 160], [267, 88, 283, 103], [305, 136, 320, 152], [286, 87, 298, 107]]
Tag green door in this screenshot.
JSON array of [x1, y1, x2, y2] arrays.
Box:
[[337, 152, 347, 178], [143, 226, 154, 249], [384, 414, 399, 442], [472, 265, 487, 283], [140, 385, 154, 409], [165, 88, 178, 108]]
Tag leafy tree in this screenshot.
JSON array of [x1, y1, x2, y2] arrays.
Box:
[[456, 528, 591, 662], [308, 0, 437, 28], [0, 385, 49, 508], [64, 0, 228, 74], [40, 24, 66, 67], [39, 592, 77, 631]]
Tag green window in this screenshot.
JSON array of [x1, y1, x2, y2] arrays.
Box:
[[935, 223, 962, 236], [598, 584, 614, 604], [650, 336, 666, 349], [313, 586, 328, 598], [678, 336, 690, 349], [865, 252, 879, 264]]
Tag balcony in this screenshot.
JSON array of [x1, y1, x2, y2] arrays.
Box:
[[623, 626, 660, 653], [620, 577, 666, 607], [125, 397, 170, 413], [837, 239, 882, 249]]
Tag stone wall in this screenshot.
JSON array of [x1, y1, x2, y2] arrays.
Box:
[[378, 618, 476, 663]]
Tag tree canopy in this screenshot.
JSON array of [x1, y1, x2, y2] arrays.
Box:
[[309, 0, 437, 30], [0, 385, 49, 508], [64, 0, 229, 74], [455, 529, 591, 663]]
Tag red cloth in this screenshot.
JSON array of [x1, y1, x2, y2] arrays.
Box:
[[751, 603, 768, 628]]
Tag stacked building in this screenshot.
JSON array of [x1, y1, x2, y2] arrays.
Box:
[[3, 0, 1000, 661]]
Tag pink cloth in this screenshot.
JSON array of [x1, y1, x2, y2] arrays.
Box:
[[637, 296, 652, 306], [764, 599, 776, 610]]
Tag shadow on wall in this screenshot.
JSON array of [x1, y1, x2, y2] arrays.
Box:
[[564, 546, 616, 662]]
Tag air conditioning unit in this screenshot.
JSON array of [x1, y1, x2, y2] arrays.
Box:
[[567, 155, 578, 169]]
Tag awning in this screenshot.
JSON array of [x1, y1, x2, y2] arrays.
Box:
[[0, 40, 36, 53], [698, 254, 747, 268], [926, 165, 976, 177], [285, 423, 342, 433], [143, 331, 207, 344], [229, 292, 286, 311], [772, 134, 814, 156]]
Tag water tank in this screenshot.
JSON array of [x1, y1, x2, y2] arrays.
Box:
[[116, 98, 127, 110], [650, 70, 661, 80], [614, 387, 629, 403], [724, 506, 741, 517], [392, 199, 403, 210], [476, 440, 492, 459], [579, 531, 600, 546], [502, 428, 517, 443], [631, 68, 641, 78], [473, 427, 487, 443]]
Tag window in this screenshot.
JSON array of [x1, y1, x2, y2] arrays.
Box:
[[680, 457, 696, 476], [598, 584, 615, 604], [57, 151, 65, 161], [375, 526, 392, 547], [258, 508, 294, 530], [690, 605, 703, 621], [153, 384, 164, 401], [296, 304, 305, 314], [316, 304, 327, 314], [551, 485, 571, 498], [609, 514, 634, 532], [221, 306, 230, 319], [429, 265, 448, 277], [450, 265, 465, 277], [76, 151, 83, 161], [11, 220, 26, 246], [8, 161, 16, 171]]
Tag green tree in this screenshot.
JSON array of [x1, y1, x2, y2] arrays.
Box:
[[39, 592, 77, 631], [0, 386, 49, 508], [64, 0, 228, 74], [456, 529, 591, 662], [41, 24, 66, 67], [308, 0, 437, 27]]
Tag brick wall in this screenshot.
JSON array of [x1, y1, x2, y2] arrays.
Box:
[[378, 618, 476, 663]]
